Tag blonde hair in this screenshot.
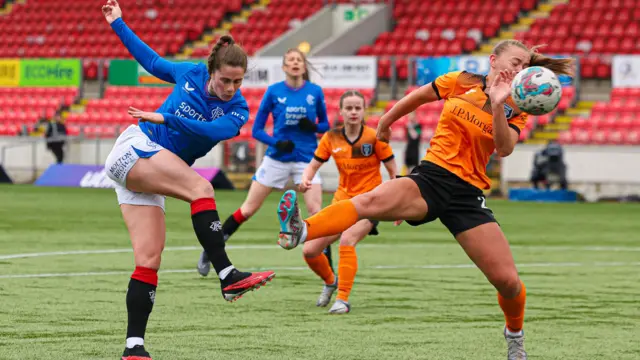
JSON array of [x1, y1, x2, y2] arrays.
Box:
[[492, 40, 574, 77]]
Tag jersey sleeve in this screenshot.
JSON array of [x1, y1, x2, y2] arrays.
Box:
[[431, 71, 462, 100], [314, 133, 332, 162], [110, 18, 194, 84], [252, 87, 277, 146], [163, 104, 248, 144], [508, 113, 528, 135], [315, 88, 330, 133], [375, 138, 395, 162]]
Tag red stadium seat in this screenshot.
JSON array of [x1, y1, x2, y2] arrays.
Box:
[[557, 131, 574, 144], [1, 0, 235, 58]]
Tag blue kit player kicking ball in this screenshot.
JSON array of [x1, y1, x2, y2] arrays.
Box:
[[196, 49, 334, 276], [102, 1, 274, 359]]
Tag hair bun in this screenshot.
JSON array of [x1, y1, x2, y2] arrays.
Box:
[[219, 35, 235, 46]]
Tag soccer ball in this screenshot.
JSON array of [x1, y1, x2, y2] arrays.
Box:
[[511, 66, 562, 115]]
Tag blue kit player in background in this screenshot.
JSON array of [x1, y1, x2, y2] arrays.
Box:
[[101, 1, 274, 359], [197, 49, 335, 276]]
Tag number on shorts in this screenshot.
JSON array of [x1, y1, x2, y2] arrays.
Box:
[[478, 196, 488, 209]]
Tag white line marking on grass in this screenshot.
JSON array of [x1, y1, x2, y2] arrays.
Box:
[[1, 244, 640, 261], [1, 262, 639, 279]]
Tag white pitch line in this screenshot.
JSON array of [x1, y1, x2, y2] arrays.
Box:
[[1, 262, 640, 280], [1, 243, 640, 261]]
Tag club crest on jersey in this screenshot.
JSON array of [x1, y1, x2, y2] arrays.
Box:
[[307, 94, 315, 105], [361, 143, 373, 156], [211, 107, 224, 120], [503, 104, 514, 119]]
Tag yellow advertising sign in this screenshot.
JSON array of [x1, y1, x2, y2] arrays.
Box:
[[0, 59, 20, 87]]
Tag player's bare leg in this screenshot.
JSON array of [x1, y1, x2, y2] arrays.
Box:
[[120, 204, 165, 360], [455, 223, 527, 360], [127, 149, 275, 302], [277, 178, 427, 249]]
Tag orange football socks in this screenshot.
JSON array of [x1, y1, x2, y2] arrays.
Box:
[[336, 245, 358, 302], [498, 280, 527, 332], [304, 253, 335, 285], [305, 200, 359, 241]]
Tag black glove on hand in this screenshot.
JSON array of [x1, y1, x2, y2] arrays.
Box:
[[275, 140, 295, 153], [298, 117, 318, 132]]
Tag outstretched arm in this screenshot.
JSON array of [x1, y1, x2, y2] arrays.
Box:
[[128, 106, 248, 144], [103, 0, 190, 84], [163, 113, 246, 143], [377, 83, 440, 142]]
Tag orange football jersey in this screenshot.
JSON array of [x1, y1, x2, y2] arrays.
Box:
[[315, 125, 394, 201], [425, 71, 528, 189]]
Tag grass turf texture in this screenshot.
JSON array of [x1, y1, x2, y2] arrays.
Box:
[[0, 185, 639, 359]]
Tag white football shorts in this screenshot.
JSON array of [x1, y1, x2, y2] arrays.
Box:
[[253, 155, 322, 189], [104, 125, 166, 211]]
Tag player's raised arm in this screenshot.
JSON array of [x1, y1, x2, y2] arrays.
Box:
[[376, 82, 440, 142], [489, 70, 520, 157], [102, 0, 190, 84]]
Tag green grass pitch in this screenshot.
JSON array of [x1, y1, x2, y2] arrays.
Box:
[[0, 185, 639, 359]]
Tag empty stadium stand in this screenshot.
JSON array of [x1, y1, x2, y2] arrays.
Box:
[[0, 0, 242, 59], [358, 0, 538, 80], [513, 0, 640, 79], [189, 0, 324, 57], [0, 87, 79, 136], [558, 88, 640, 145]]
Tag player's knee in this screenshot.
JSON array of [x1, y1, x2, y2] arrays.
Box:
[[302, 243, 323, 258], [351, 191, 377, 213], [134, 247, 163, 270], [190, 179, 215, 201], [352, 191, 378, 217], [492, 272, 521, 298], [339, 233, 359, 247]]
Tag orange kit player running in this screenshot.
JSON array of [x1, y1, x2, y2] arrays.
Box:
[[276, 40, 574, 360], [292, 90, 397, 314]]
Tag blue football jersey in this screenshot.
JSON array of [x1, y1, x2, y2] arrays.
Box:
[[111, 18, 248, 166], [252, 81, 329, 163]]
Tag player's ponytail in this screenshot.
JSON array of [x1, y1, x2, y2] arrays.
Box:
[[492, 39, 574, 77], [207, 35, 248, 74], [529, 47, 574, 77]]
